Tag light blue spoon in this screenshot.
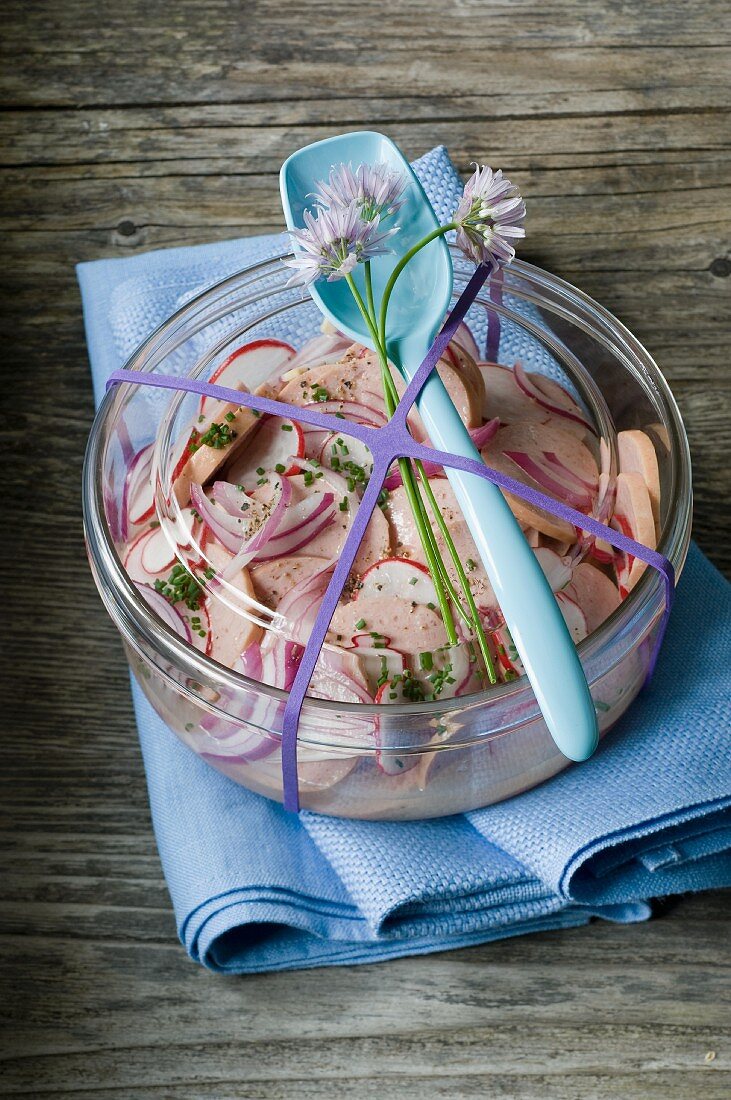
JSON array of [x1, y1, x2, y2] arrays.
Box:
[[280, 130, 598, 762]]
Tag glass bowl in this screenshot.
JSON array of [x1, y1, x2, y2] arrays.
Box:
[[83, 250, 692, 819]]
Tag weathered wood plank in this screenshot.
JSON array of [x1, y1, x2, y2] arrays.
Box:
[[2, 1022, 729, 1093], [4, 100, 731, 167], [1, 0, 730, 107], [3, 1073, 727, 1100]]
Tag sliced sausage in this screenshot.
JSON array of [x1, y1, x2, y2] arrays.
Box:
[[329, 595, 449, 656], [612, 471, 656, 597], [251, 555, 329, 610], [173, 383, 260, 506], [479, 362, 588, 439], [563, 562, 621, 634], [482, 420, 599, 543], [253, 474, 391, 575], [385, 480, 498, 611], [279, 345, 482, 431], [618, 429, 661, 536], [204, 541, 263, 667]]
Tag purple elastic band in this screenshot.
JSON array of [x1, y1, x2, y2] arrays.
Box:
[[485, 267, 503, 362], [107, 264, 675, 813]]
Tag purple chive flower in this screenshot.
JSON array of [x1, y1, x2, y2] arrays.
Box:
[[313, 162, 406, 222], [284, 201, 398, 288], [453, 165, 526, 267]]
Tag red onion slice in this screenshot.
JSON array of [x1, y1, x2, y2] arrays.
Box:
[[310, 646, 373, 703], [210, 481, 260, 519], [134, 582, 192, 643], [269, 490, 334, 541], [469, 417, 500, 449], [193, 477, 292, 572], [190, 483, 248, 553], [542, 450, 597, 493], [283, 331, 352, 373], [302, 399, 387, 426], [503, 450, 593, 511], [256, 507, 335, 560], [513, 362, 594, 432], [125, 442, 155, 528]]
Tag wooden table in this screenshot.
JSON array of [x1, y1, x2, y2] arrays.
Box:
[[1, 2, 729, 1096]]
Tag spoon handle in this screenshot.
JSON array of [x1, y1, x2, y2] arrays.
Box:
[[412, 367, 598, 761]]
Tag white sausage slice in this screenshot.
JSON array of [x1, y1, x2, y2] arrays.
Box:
[[204, 541, 263, 667], [278, 345, 482, 431], [612, 472, 656, 597], [173, 383, 260, 506], [479, 362, 588, 440], [329, 596, 449, 656], [482, 421, 598, 543], [250, 555, 329, 610], [254, 474, 391, 575], [385, 481, 498, 611], [618, 430, 661, 536], [563, 562, 622, 634], [480, 362, 549, 426]]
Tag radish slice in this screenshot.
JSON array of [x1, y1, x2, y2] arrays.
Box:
[[140, 525, 177, 575], [591, 539, 615, 566], [318, 432, 375, 476], [414, 643, 472, 701], [134, 583, 192, 642], [533, 546, 574, 592], [225, 416, 305, 488], [301, 424, 332, 462], [124, 526, 174, 583], [491, 625, 524, 680], [203, 339, 295, 414], [357, 557, 438, 607], [350, 645, 406, 695], [555, 590, 589, 643], [125, 443, 155, 527]]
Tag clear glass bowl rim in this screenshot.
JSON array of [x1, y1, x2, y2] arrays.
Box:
[[83, 252, 692, 737]]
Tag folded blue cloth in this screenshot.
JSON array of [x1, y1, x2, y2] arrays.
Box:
[[78, 146, 731, 973]]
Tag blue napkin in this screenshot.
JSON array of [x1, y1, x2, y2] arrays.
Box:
[[78, 146, 731, 973]]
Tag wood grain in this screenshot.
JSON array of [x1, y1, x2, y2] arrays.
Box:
[[1, 1, 729, 1096]]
